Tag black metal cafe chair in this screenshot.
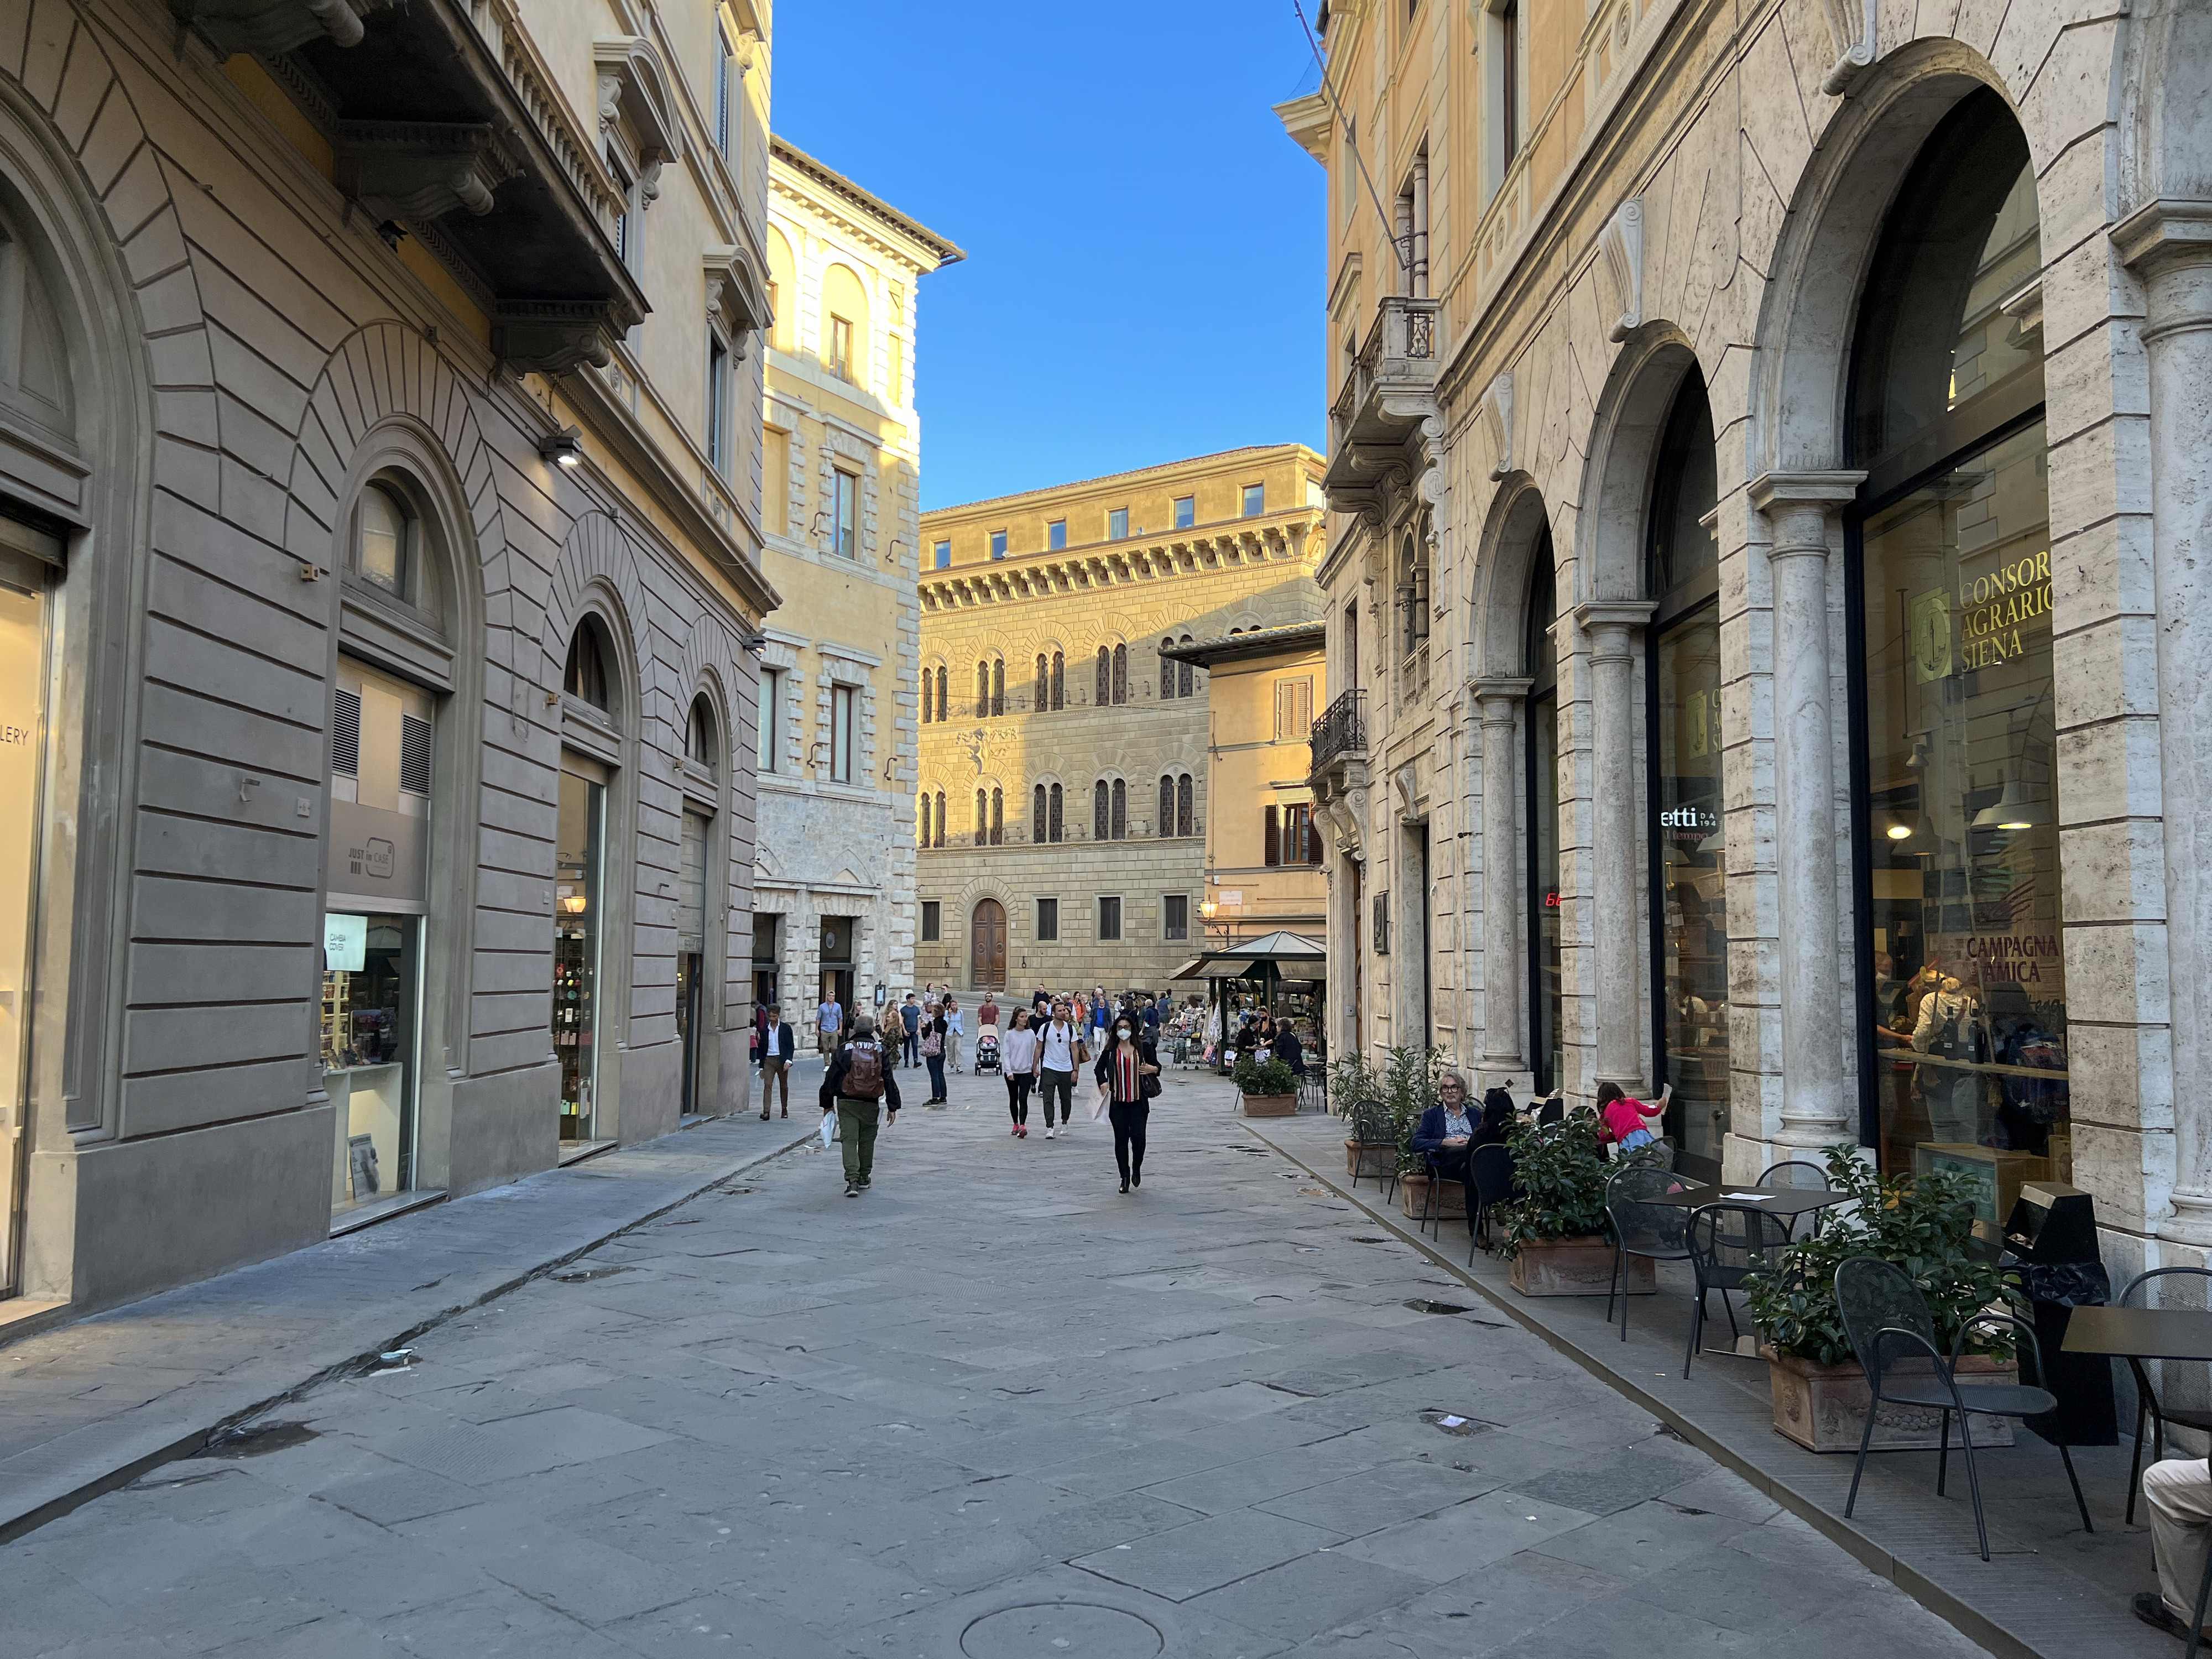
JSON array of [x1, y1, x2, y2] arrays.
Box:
[[2118, 1267, 2212, 1525], [1758, 1159, 1834, 1237], [1605, 1164, 1691, 1341], [1347, 1099, 1392, 1192], [1835, 1256, 2091, 1562], [1682, 1203, 1792, 1377]]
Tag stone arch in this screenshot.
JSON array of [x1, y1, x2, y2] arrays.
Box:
[[544, 510, 651, 732], [1575, 327, 1707, 606], [1469, 481, 1557, 680], [1749, 40, 2020, 476]]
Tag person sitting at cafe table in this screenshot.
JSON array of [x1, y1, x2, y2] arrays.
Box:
[[1412, 1072, 1480, 1181], [2138, 1456, 2212, 1643]]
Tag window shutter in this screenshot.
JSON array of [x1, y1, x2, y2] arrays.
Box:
[[1264, 805, 1280, 867]]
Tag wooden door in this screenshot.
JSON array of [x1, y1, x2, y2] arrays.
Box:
[[970, 899, 1006, 988]]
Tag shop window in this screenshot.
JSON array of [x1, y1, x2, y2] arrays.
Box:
[[1849, 91, 2059, 1193], [554, 760, 607, 1145], [921, 900, 940, 941], [1646, 371, 1726, 1180], [1037, 897, 1058, 941], [1098, 895, 1122, 941]]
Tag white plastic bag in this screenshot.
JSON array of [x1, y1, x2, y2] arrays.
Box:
[[820, 1109, 838, 1148], [1088, 1081, 1111, 1123]]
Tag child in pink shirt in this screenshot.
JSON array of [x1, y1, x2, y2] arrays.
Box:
[[1597, 1081, 1668, 1151]]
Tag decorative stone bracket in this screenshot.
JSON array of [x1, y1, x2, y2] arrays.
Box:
[[335, 122, 519, 224], [1597, 199, 1644, 342], [1479, 372, 1515, 481], [594, 37, 684, 194], [171, 0, 372, 58], [705, 246, 771, 353], [1818, 0, 1879, 95], [493, 300, 625, 375]]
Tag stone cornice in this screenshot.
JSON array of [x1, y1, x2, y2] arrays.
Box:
[[2115, 199, 2212, 276], [1469, 675, 1533, 705], [1748, 470, 1866, 513], [1572, 599, 1657, 634]]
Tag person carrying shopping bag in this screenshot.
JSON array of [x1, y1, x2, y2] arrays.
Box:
[[820, 1014, 899, 1197], [920, 1003, 950, 1105], [1093, 1014, 1161, 1193]]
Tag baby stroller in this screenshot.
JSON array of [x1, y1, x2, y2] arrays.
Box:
[[973, 1025, 1002, 1075]]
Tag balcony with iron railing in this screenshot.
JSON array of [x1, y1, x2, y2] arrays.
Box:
[[1308, 688, 1368, 780], [1323, 296, 1441, 498]]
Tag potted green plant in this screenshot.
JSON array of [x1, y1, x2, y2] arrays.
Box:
[[1494, 1105, 1654, 1296], [1328, 1052, 1391, 1175], [1233, 1052, 1298, 1117], [1385, 1045, 1447, 1219], [1744, 1146, 2018, 1452]]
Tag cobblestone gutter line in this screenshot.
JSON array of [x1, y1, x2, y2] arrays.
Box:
[[0, 1123, 819, 1547]]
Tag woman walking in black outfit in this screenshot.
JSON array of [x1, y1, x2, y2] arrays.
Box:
[[1093, 1015, 1160, 1192]]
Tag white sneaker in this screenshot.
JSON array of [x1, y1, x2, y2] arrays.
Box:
[[1045, 1126, 1056, 1139]]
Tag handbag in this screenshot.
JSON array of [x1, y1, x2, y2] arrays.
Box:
[[1140, 1072, 1162, 1100], [921, 1029, 942, 1057]]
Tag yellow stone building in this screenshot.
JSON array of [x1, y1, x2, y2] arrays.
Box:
[[754, 139, 961, 1042], [915, 447, 1326, 995]]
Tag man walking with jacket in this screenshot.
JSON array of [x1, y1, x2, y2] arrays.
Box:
[[821, 1014, 900, 1196], [758, 1004, 796, 1119]]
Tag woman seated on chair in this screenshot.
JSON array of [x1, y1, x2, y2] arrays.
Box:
[[1411, 1072, 1478, 1184]]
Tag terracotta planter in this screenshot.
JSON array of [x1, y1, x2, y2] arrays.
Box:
[[1399, 1172, 1431, 1217], [1508, 1235, 1656, 1297], [1345, 1140, 1394, 1176], [1765, 1347, 2018, 1452], [1241, 1093, 1297, 1118]]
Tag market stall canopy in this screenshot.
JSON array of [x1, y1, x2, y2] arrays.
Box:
[[1176, 930, 1328, 978]]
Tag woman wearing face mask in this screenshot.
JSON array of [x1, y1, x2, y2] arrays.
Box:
[[1093, 1013, 1161, 1192]]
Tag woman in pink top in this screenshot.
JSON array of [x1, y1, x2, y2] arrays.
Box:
[[1596, 1081, 1668, 1152]]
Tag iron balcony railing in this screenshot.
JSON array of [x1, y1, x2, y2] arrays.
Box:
[[1309, 688, 1368, 776], [1327, 295, 1440, 457]]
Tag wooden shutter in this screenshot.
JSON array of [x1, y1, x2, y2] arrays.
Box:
[[1264, 805, 1280, 866]]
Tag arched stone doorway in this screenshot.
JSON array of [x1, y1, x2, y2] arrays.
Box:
[[970, 898, 1006, 989]]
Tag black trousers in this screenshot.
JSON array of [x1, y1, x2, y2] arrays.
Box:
[[1005, 1074, 1033, 1123], [1109, 1099, 1149, 1180], [1037, 1068, 1073, 1125]]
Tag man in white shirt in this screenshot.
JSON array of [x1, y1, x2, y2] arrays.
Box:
[[1036, 999, 1083, 1139], [816, 995, 842, 1056]]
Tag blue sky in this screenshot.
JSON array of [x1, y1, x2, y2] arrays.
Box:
[[770, 3, 1329, 511]]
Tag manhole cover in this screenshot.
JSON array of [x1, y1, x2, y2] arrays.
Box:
[[552, 1265, 631, 1282], [960, 1603, 1163, 1658], [205, 1422, 317, 1459], [1404, 1299, 1472, 1315]]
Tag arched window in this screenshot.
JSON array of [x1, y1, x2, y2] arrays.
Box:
[[933, 789, 946, 848], [976, 661, 990, 718], [992, 658, 1004, 716], [564, 618, 613, 711], [975, 787, 988, 846], [1049, 782, 1063, 842], [1110, 778, 1126, 840], [1112, 644, 1128, 705], [1399, 532, 1430, 658], [1177, 773, 1193, 837], [686, 694, 718, 771], [920, 672, 932, 724], [1034, 782, 1047, 840], [1178, 637, 1195, 698], [1159, 639, 1177, 700], [1051, 651, 1065, 709], [990, 786, 1004, 844], [821, 262, 870, 385], [1095, 647, 1110, 706], [1159, 775, 1175, 836], [919, 792, 932, 846], [1093, 780, 1108, 841], [356, 483, 415, 601], [1035, 654, 1048, 709]]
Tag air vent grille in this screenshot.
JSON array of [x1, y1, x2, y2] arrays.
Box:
[[331, 690, 361, 777], [400, 713, 432, 797]]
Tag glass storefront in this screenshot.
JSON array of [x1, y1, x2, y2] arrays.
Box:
[[325, 658, 432, 1216], [0, 529, 57, 1293], [677, 809, 708, 1119], [1525, 534, 1563, 1093], [555, 763, 607, 1144], [1647, 376, 1727, 1181], [1850, 90, 2060, 1215]]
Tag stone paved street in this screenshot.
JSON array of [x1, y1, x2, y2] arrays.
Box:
[[0, 1065, 1989, 1658]]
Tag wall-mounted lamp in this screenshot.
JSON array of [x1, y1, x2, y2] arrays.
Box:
[[538, 427, 584, 469], [738, 629, 768, 655]]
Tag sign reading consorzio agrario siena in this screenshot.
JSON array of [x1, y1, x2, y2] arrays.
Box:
[[1913, 549, 2053, 681]]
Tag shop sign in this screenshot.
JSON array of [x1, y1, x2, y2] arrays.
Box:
[[1914, 550, 2053, 681], [327, 799, 426, 905], [325, 912, 367, 973]]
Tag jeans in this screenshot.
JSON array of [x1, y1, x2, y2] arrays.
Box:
[[1005, 1073, 1033, 1124], [902, 1030, 919, 1067], [925, 1054, 947, 1100], [1037, 1068, 1073, 1126], [836, 1097, 880, 1184], [1109, 1099, 1149, 1181]]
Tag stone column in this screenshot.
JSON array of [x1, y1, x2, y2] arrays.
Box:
[[1473, 678, 1532, 1073], [2119, 202, 2212, 1240], [1575, 603, 1653, 1088], [1749, 474, 1862, 1149]]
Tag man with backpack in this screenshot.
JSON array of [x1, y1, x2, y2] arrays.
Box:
[[820, 1013, 900, 1196]]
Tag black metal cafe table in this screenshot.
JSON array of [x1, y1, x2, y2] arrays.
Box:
[[1643, 1180, 1853, 1221], [2062, 1306, 2212, 1363]]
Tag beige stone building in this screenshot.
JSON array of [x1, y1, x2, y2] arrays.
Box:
[[754, 139, 959, 1043], [914, 447, 1325, 996]]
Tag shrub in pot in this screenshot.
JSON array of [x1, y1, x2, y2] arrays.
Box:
[[1384, 1045, 1447, 1214], [1329, 1053, 1393, 1172], [1233, 1052, 1297, 1116], [1744, 1145, 2018, 1451], [1493, 1106, 1652, 1295]]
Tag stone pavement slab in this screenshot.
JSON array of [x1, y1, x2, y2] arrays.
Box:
[[0, 1112, 815, 1543], [0, 1062, 1989, 1657]]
